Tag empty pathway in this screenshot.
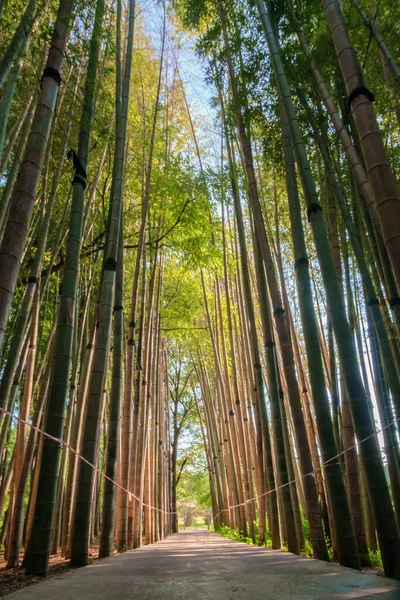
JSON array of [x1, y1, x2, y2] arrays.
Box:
[[4, 531, 400, 599]]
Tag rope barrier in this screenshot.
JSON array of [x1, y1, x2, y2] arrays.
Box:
[[2, 406, 397, 522], [0, 406, 176, 516], [214, 415, 400, 519]]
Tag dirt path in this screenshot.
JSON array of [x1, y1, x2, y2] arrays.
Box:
[[3, 531, 400, 599]]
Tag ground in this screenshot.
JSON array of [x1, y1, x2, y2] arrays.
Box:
[[0, 545, 102, 597], [1, 530, 400, 599]]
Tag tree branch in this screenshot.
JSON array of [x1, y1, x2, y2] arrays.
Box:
[[176, 455, 189, 486]]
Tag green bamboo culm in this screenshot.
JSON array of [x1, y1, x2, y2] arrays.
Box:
[[99, 221, 124, 557], [349, 0, 400, 88], [278, 98, 359, 567], [0, 57, 24, 159], [220, 97, 285, 550], [301, 94, 400, 435], [0, 0, 74, 353], [0, 90, 75, 444], [0, 96, 36, 434], [98, 0, 124, 558], [255, 0, 400, 578], [0, 0, 37, 88], [24, 0, 105, 575], [70, 0, 136, 568], [219, 0, 328, 560]]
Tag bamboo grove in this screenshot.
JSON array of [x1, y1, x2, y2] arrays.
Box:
[[0, 0, 400, 586]]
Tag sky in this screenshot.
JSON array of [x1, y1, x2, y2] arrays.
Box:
[[137, 0, 222, 171]]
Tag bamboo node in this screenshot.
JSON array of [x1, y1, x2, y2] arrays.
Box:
[[72, 174, 87, 190], [348, 85, 375, 107], [307, 202, 322, 222], [104, 257, 117, 271], [295, 257, 309, 269], [367, 298, 380, 307], [40, 66, 62, 88]]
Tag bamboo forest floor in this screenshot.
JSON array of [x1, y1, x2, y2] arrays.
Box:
[[1, 531, 400, 600], [0, 545, 104, 597]]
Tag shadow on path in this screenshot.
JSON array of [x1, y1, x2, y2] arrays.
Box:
[[4, 530, 400, 599]]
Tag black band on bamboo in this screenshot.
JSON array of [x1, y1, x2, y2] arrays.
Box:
[[307, 203, 322, 222], [129, 320, 135, 328], [295, 257, 309, 269], [273, 307, 285, 315], [348, 85, 375, 107], [28, 276, 38, 283], [235, 399, 240, 405], [70, 384, 76, 390], [104, 257, 117, 271], [114, 305, 123, 311], [254, 363, 262, 369], [41, 66, 62, 88], [265, 340, 275, 348], [127, 338, 134, 346], [390, 297, 400, 307], [367, 298, 380, 307], [73, 174, 87, 190], [87, 342, 93, 349], [229, 410, 235, 416], [68, 149, 87, 189], [302, 388, 307, 394]]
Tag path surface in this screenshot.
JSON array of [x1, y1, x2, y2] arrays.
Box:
[[4, 530, 400, 599]]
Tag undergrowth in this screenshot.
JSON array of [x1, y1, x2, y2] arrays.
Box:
[[217, 521, 272, 547], [364, 549, 382, 568], [217, 519, 382, 569]]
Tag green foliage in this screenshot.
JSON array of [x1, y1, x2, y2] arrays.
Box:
[[178, 468, 211, 508], [301, 539, 314, 559], [218, 522, 275, 548], [218, 524, 254, 545], [364, 549, 383, 569]]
